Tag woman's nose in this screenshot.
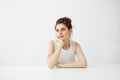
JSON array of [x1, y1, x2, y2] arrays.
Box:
[[58, 30, 62, 35]]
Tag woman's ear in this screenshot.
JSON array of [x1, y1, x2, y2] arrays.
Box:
[[69, 29, 72, 33]]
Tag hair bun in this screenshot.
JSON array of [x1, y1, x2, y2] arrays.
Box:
[[63, 17, 72, 24], [55, 16, 72, 30]]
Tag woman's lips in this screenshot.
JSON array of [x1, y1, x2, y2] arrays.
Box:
[[60, 36, 63, 37], [58, 36, 63, 38], [59, 36, 63, 37]]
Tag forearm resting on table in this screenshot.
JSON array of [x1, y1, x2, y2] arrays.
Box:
[[47, 40, 65, 69], [56, 62, 87, 68], [47, 47, 63, 69], [47, 55, 58, 69]]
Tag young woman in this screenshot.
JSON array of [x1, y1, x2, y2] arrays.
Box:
[[47, 17, 87, 69]]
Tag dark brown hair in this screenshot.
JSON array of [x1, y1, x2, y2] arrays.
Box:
[[55, 17, 72, 30]]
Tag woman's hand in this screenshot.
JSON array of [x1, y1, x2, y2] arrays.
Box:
[[56, 39, 64, 48], [55, 61, 61, 68]]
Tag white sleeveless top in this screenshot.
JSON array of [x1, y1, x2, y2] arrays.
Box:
[[54, 40, 76, 63]]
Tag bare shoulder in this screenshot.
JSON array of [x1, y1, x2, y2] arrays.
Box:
[[48, 40, 55, 57], [74, 41, 83, 52], [48, 40, 55, 51], [74, 41, 81, 48], [48, 40, 54, 45], [48, 40, 55, 50]]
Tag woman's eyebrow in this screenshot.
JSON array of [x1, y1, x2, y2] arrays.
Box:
[[56, 27, 65, 30], [61, 27, 66, 29]]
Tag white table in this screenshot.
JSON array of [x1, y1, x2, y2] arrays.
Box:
[[0, 64, 120, 80]]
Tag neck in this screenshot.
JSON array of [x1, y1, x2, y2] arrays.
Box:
[[63, 39, 70, 50]]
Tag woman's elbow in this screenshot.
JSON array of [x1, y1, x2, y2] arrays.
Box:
[[83, 64, 87, 68], [47, 61, 55, 69], [82, 62, 87, 68], [48, 64, 54, 69], [78, 62, 87, 68]]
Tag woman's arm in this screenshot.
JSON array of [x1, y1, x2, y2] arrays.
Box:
[[56, 42, 87, 68], [47, 40, 64, 69], [56, 62, 87, 68]]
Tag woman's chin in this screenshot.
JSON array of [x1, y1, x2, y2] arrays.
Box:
[[58, 38, 64, 40]]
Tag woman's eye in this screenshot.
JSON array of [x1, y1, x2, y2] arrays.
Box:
[[61, 28, 65, 31], [56, 29, 59, 32]]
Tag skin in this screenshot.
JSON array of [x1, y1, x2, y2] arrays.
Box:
[[47, 23, 87, 69]]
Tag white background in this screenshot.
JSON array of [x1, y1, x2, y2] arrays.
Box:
[[0, 0, 120, 65]]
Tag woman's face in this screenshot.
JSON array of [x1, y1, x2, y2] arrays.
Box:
[[55, 23, 72, 40]]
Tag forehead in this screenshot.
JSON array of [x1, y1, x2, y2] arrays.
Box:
[[56, 24, 67, 29]]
